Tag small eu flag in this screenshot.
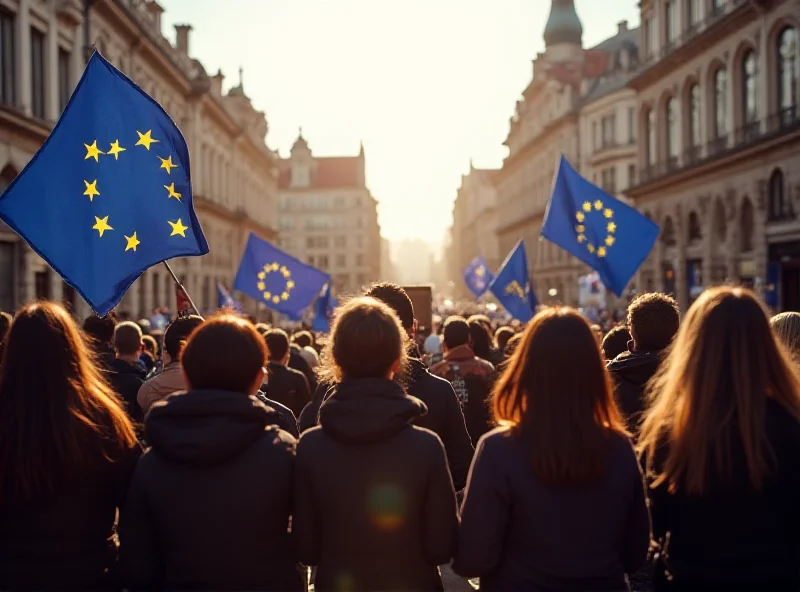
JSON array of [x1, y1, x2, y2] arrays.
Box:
[[311, 282, 338, 333], [489, 241, 537, 322], [233, 233, 329, 319], [0, 52, 208, 316], [541, 156, 660, 297], [463, 256, 495, 299], [217, 283, 243, 313]]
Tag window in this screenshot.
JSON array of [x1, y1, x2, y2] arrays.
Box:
[[307, 255, 315, 266], [687, 0, 702, 27], [665, 1, 678, 46], [58, 48, 70, 113], [628, 107, 636, 142], [742, 50, 758, 125], [0, 8, 14, 105], [714, 68, 728, 138], [645, 108, 657, 166], [666, 98, 678, 161], [768, 168, 791, 221], [661, 216, 677, 246], [336, 254, 346, 268], [334, 235, 346, 248], [688, 211, 702, 242], [688, 83, 701, 148], [601, 114, 616, 147], [645, 18, 656, 60], [318, 255, 329, 270], [778, 27, 798, 115], [628, 164, 636, 187], [30, 27, 45, 119], [592, 121, 598, 150], [740, 198, 754, 252], [356, 253, 365, 267]]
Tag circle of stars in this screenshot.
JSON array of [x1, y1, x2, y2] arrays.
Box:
[[257, 262, 295, 305], [575, 199, 616, 258]]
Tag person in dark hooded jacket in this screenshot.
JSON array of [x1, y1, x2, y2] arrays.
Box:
[[120, 313, 302, 592], [295, 297, 459, 592], [108, 321, 147, 428], [607, 293, 679, 433]]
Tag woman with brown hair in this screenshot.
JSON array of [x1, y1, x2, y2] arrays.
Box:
[[294, 297, 459, 592], [120, 313, 302, 591], [453, 307, 650, 591], [0, 302, 140, 590], [639, 287, 800, 590]]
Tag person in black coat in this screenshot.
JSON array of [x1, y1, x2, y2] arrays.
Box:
[[83, 313, 118, 372], [108, 322, 147, 428], [262, 328, 311, 418], [289, 343, 318, 393], [120, 314, 302, 592], [295, 297, 459, 592]]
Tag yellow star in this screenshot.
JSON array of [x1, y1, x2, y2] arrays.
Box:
[[281, 292, 290, 300], [258, 271, 266, 280], [286, 280, 295, 289], [158, 155, 178, 174], [257, 282, 265, 291], [576, 211, 585, 222], [167, 218, 189, 237], [582, 202, 592, 212], [83, 179, 100, 201], [164, 183, 182, 201], [264, 291, 272, 300], [575, 224, 585, 233], [92, 215, 112, 237], [135, 130, 159, 150], [124, 232, 140, 252], [577, 234, 586, 243], [605, 235, 616, 247], [84, 140, 104, 162], [272, 296, 280, 304], [597, 247, 607, 257], [280, 265, 289, 275], [607, 222, 617, 233], [594, 200, 603, 210], [587, 244, 595, 254], [107, 139, 126, 160], [603, 208, 613, 219]]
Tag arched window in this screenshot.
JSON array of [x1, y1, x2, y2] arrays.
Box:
[[714, 68, 728, 138], [688, 83, 701, 150], [768, 168, 791, 221], [741, 198, 754, 251], [778, 27, 798, 117], [644, 108, 656, 166], [742, 50, 759, 125], [688, 211, 702, 242], [666, 98, 678, 163], [0, 164, 16, 192], [714, 198, 727, 241], [661, 216, 677, 246]]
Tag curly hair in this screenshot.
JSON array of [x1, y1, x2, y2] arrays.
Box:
[[627, 293, 679, 352]]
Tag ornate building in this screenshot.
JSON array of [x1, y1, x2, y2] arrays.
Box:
[[0, 0, 277, 318], [494, 0, 640, 307], [628, 0, 800, 312], [276, 131, 381, 295]]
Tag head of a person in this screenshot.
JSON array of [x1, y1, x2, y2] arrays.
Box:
[[771, 311, 800, 361], [265, 329, 291, 364], [322, 297, 407, 382], [467, 314, 492, 332], [494, 326, 515, 354], [254, 323, 271, 336], [141, 334, 157, 360], [639, 287, 800, 495], [493, 307, 626, 487], [83, 313, 117, 346], [136, 318, 151, 335], [181, 313, 267, 395], [602, 325, 632, 361], [504, 333, 522, 358], [114, 321, 143, 359], [442, 316, 471, 351], [468, 319, 493, 360], [0, 302, 136, 501], [163, 315, 204, 364], [627, 293, 680, 352], [293, 330, 313, 349], [364, 282, 416, 337]]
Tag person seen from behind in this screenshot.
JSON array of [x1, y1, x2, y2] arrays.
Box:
[[770, 310, 800, 362], [453, 307, 650, 591], [607, 293, 679, 432], [263, 328, 311, 418], [139, 334, 157, 374], [83, 313, 117, 371], [294, 297, 459, 591], [430, 316, 496, 447], [467, 315, 502, 366], [136, 315, 203, 415], [493, 326, 515, 362], [639, 287, 800, 591], [0, 302, 140, 590], [602, 325, 632, 362], [120, 313, 302, 591], [108, 321, 147, 429], [293, 330, 320, 368]]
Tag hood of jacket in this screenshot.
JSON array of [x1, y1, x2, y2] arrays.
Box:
[[443, 344, 476, 363], [606, 349, 664, 387], [109, 357, 147, 379], [146, 389, 280, 466], [319, 378, 427, 444]]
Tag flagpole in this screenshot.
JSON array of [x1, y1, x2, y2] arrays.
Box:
[[163, 261, 202, 318]]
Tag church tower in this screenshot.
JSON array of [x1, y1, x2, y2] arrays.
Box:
[[543, 0, 584, 63]]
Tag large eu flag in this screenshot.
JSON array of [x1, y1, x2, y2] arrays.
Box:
[[463, 256, 494, 298], [489, 241, 537, 322], [233, 233, 329, 319], [541, 156, 660, 297], [0, 52, 208, 316]]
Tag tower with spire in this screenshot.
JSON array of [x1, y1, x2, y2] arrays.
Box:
[[543, 0, 584, 63]]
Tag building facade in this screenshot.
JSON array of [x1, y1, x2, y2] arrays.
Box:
[[277, 132, 381, 296], [494, 0, 640, 307], [0, 0, 277, 319], [628, 0, 800, 312]]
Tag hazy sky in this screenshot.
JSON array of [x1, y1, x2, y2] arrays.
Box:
[[160, 0, 640, 243]]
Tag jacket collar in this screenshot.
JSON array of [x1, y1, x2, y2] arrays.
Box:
[[444, 344, 476, 362]]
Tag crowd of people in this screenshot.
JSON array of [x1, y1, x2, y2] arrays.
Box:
[[0, 282, 798, 591]]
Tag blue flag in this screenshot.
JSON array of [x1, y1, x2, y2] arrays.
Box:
[[0, 52, 208, 315], [463, 256, 495, 298], [311, 282, 339, 333], [217, 283, 242, 313], [489, 241, 537, 322], [233, 233, 329, 319], [541, 156, 660, 297]]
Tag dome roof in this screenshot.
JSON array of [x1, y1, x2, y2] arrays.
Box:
[[544, 0, 583, 47]]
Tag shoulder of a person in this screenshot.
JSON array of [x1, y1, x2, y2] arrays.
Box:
[[476, 357, 495, 372], [296, 425, 326, 451], [405, 424, 450, 457], [477, 426, 514, 453], [253, 425, 297, 455]]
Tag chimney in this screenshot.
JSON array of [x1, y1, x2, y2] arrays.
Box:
[[174, 24, 192, 55], [210, 69, 224, 96], [145, 1, 164, 32], [617, 20, 628, 34]]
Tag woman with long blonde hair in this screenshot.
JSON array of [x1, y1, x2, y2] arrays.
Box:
[[453, 307, 650, 591], [639, 287, 800, 590]]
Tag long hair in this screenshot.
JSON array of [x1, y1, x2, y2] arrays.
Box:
[[0, 302, 137, 501], [493, 307, 627, 486], [467, 320, 493, 361], [639, 287, 800, 495]]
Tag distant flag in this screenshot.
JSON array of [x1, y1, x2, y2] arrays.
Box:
[[176, 284, 193, 314], [312, 282, 339, 333], [489, 241, 537, 322], [463, 256, 495, 298], [541, 156, 660, 297], [217, 283, 243, 313]]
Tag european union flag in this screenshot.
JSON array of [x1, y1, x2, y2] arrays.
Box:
[[217, 283, 243, 313], [311, 282, 338, 333], [463, 256, 495, 299], [541, 156, 660, 297], [0, 52, 208, 316], [489, 241, 537, 322], [233, 233, 329, 319]]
